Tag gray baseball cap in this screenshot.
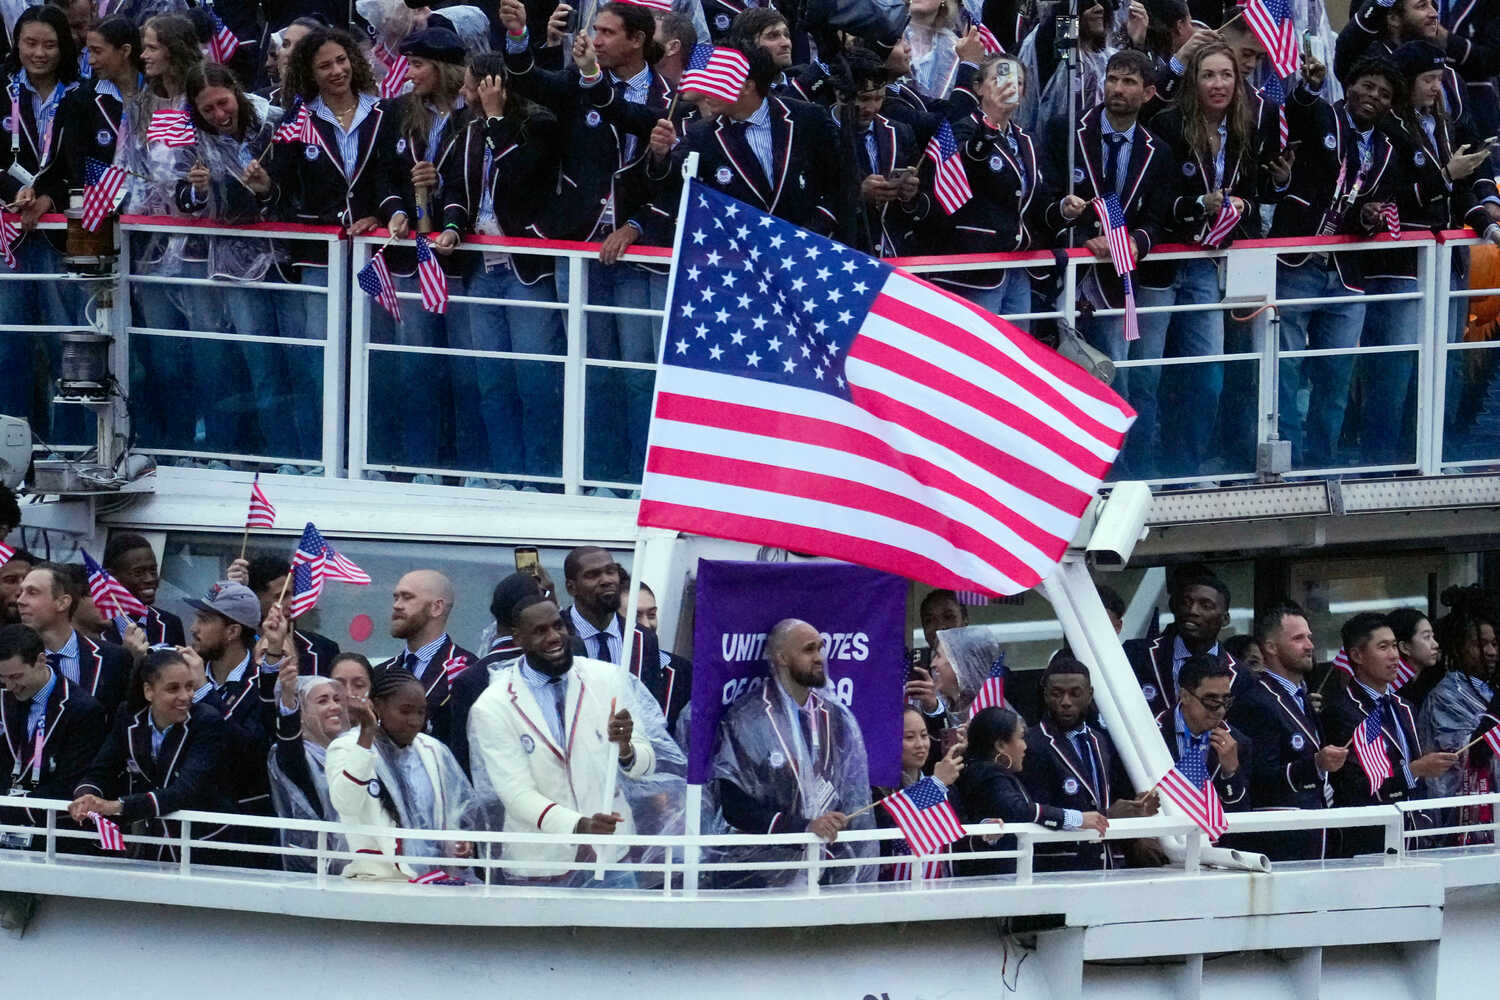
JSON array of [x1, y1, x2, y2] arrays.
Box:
[[185, 581, 262, 631]]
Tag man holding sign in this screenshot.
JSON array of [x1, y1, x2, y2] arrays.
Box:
[[706, 618, 874, 889], [468, 596, 657, 887]]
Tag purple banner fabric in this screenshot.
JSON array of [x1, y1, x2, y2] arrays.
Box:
[[689, 560, 907, 786]]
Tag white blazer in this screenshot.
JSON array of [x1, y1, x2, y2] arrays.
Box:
[[467, 656, 654, 876], [325, 729, 457, 880]]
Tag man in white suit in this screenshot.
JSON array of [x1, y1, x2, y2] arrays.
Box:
[[468, 595, 656, 887]]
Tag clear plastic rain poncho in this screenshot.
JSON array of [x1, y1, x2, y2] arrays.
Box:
[[191, 106, 280, 284], [358, 0, 493, 56], [1418, 671, 1497, 801], [267, 676, 347, 873], [703, 675, 874, 889], [465, 668, 688, 878], [118, 91, 201, 281], [936, 625, 1006, 717], [370, 729, 481, 876]]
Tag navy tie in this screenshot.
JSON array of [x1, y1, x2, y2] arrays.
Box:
[[548, 676, 567, 737], [1103, 133, 1127, 198], [45, 652, 61, 673], [403, 651, 419, 674], [1071, 733, 1098, 799]]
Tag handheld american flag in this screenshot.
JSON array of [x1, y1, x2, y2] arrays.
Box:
[[1260, 72, 1290, 149], [0, 207, 17, 269], [358, 250, 403, 322], [82, 548, 149, 619], [82, 158, 127, 232], [274, 99, 311, 143], [879, 775, 967, 858], [1393, 657, 1415, 690], [1331, 647, 1351, 676], [298, 522, 370, 585], [1352, 709, 1393, 795], [89, 812, 125, 851], [443, 651, 470, 684], [1379, 202, 1400, 238], [415, 234, 448, 313], [968, 653, 1007, 718], [1090, 193, 1139, 342], [1243, 0, 1299, 81], [1482, 718, 1500, 759], [246, 473, 276, 529], [638, 182, 1134, 596], [1202, 196, 1241, 247], [925, 119, 972, 215], [679, 45, 751, 103], [976, 23, 1003, 54], [146, 108, 195, 147], [288, 547, 324, 618], [379, 50, 411, 99], [1157, 738, 1227, 840], [0, 541, 13, 567], [208, 8, 240, 63]]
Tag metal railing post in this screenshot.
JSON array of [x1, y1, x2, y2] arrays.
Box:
[[1015, 831, 1034, 885], [1428, 239, 1454, 474], [1416, 240, 1439, 476], [44, 809, 56, 863], [346, 238, 371, 480], [316, 828, 328, 887], [805, 840, 821, 896], [1385, 812, 1405, 859], [562, 254, 588, 494], [179, 819, 192, 876], [324, 235, 350, 477]]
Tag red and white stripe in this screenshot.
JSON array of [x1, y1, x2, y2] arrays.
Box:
[[379, 53, 411, 99], [408, 869, 448, 884], [879, 780, 966, 856], [679, 47, 751, 103], [1379, 202, 1400, 238], [1242, 0, 1299, 79], [416, 234, 449, 314], [640, 270, 1135, 596], [1157, 765, 1227, 840], [443, 652, 469, 684], [0, 208, 17, 269], [146, 109, 195, 147], [246, 473, 276, 529], [89, 812, 125, 851], [324, 547, 370, 585], [1352, 712, 1393, 795], [88, 568, 149, 618], [968, 674, 1006, 718], [0, 541, 13, 567], [1202, 197, 1241, 247], [1483, 721, 1500, 758], [976, 23, 1002, 54]]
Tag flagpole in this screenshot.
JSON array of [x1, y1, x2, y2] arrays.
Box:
[[275, 563, 294, 610], [239, 521, 251, 562]]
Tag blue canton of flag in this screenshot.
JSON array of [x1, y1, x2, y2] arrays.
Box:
[[1260, 72, 1290, 148], [663, 190, 883, 398], [1091, 192, 1138, 342], [358, 251, 402, 321], [1179, 736, 1211, 788], [685, 43, 714, 72]]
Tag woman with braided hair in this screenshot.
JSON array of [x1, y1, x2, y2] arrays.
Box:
[[325, 666, 478, 880], [1416, 587, 1500, 831]]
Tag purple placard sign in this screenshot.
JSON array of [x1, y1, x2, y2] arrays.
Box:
[[689, 559, 906, 786]]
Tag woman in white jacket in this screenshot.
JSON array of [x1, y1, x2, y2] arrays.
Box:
[[326, 668, 477, 880]]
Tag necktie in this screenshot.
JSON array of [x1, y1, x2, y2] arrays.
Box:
[[1103, 132, 1127, 198], [45, 652, 60, 672], [403, 651, 419, 674], [1071, 732, 1098, 799], [592, 632, 610, 663], [547, 676, 567, 737]]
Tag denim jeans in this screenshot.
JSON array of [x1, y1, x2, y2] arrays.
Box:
[[1, 236, 83, 435], [954, 269, 1031, 332], [1082, 290, 1168, 480], [368, 269, 448, 470], [1356, 276, 1420, 467], [1147, 258, 1227, 479], [224, 277, 321, 462], [556, 258, 666, 485], [1276, 260, 1365, 469], [448, 259, 565, 477]]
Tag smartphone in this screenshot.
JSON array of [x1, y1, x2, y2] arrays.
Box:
[[514, 546, 540, 579], [940, 727, 964, 754], [886, 165, 918, 182], [993, 58, 1020, 106], [563, 4, 580, 34]]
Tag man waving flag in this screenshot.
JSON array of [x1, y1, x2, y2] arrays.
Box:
[[636, 182, 1135, 597]]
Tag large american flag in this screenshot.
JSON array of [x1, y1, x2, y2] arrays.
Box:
[[146, 108, 195, 147], [925, 119, 972, 215], [358, 250, 402, 321], [81, 548, 149, 618], [879, 775, 967, 861], [1091, 193, 1138, 342], [82, 158, 127, 232], [637, 183, 1134, 596], [415, 234, 448, 313], [207, 7, 240, 63], [1158, 739, 1227, 840], [0, 207, 17, 269], [968, 652, 1007, 718], [246, 472, 276, 529], [1352, 709, 1393, 795], [679, 45, 750, 103], [1244, 0, 1299, 81]]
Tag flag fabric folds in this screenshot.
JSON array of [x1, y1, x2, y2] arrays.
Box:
[[246, 473, 276, 528], [636, 182, 1135, 597], [0, 541, 13, 567], [924, 119, 972, 215], [1352, 710, 1393, 795], [1244, 0, 1299, 80], [416, 234, 449, 313], [289, 522, 369, 618], [1203, 197, 1241, 247], [146, 109, 195, 147], [82, 549, 149, 618], [82, 158, 128, 232], [0, 207, 17, 268], [358, 250, 403, 321], [679, 45, 751, 103], [89, 812, 125, 851], [1090, 193, 1139, 342], [879, 775, 967, 860], [968, 653, 1007, 718], [208, 8, 240, 63], [1157, 738, 1227, 840]]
